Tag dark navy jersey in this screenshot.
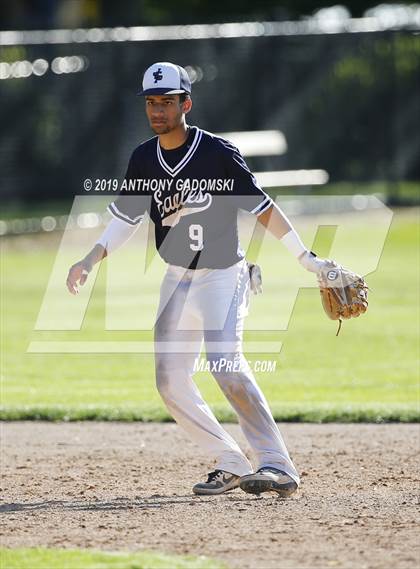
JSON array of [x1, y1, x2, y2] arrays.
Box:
[[108, 126, 273, 269]]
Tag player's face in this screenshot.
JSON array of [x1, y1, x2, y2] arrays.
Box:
[[145, 95, 187, 134]]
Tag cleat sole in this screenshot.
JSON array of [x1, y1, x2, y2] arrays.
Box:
[[240, 477, 298, 497]]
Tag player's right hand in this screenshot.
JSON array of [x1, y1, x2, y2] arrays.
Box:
[[66, 260, 92, 295]]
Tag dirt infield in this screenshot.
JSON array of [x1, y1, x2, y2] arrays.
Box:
[[1, 422, 419, 569]]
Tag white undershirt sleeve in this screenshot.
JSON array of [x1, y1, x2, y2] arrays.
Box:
[[96, 217, 140, 254], [280, 227, 326, 272], [280, 228, 307, 258]]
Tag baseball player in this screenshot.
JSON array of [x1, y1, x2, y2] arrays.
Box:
[[67, 62, 330, 497]]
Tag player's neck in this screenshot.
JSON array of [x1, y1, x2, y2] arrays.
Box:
[[159, 123, 189, 150]]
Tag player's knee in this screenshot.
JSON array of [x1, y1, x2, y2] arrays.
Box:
[[207, 354, 255, 391], [207, 353, 248, 378]]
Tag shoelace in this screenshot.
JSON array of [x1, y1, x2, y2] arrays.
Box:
[[206, 469, 223, 483]]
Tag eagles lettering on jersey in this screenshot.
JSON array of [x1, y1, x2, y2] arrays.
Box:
[[108, 126, 273, 269]]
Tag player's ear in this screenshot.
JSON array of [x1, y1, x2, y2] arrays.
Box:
[[182, 96, 192, 115]]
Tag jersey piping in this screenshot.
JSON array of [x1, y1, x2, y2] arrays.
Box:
[[251, 196, 272, 215], [156, 127, 203, 177], [108, 202, 144, 225]]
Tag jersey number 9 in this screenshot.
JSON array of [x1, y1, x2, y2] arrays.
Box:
[[189, 224, 203, 251]]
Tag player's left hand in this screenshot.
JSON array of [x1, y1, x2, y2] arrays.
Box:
[[317, 260, 369, 334], [248, 263, 263, 294]]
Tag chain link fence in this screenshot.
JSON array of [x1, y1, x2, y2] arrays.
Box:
[[1, 25, 419, 206]]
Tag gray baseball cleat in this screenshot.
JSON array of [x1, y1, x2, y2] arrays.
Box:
[[193, 469, 241, 495], [239, 467, 298, 497]]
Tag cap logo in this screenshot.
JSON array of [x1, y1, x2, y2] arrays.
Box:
[[153, 68, 163, 83]]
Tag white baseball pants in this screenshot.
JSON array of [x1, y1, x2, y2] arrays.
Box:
[[154, 259, 299, 484]]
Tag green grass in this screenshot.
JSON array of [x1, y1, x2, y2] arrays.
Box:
[[1, 207, 419, 422], [0, 548, 226, 569], [0, 403, 417, 423]]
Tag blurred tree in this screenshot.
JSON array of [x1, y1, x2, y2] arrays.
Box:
[[0, 0, 417, 29]]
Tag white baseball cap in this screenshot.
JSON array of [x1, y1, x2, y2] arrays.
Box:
[[138, 62, 192, 96]]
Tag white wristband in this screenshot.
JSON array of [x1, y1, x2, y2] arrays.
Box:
[[280, 229, 307, 258]]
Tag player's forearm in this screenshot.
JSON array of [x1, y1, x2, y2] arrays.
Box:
[[257, 203, 306, 257], [257, 203, 325, 272], [257, 203, 293, 239], [82, 244, 107, 269], [80, 216, 139, 270]]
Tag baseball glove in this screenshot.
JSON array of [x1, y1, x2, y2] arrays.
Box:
[[317, 260, 369, 335]]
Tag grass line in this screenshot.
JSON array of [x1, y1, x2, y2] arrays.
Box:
[[1, 404, 418, 423], [0, 547, 227, 569]]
